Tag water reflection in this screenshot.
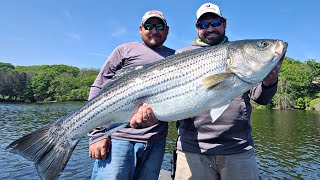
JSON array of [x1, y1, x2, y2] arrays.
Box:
[[0, 102, 94, 180], [0, 103, 319, 179], [251, 109, 320, 179]]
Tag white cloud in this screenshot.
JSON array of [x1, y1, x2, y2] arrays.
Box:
[[227, 30, 248, 41], [64, 10, 72, 20], [111, 28, 127, 37], [167, 32, 193, 49], [304, 51, 319, 61], [13, 37, 25, 41], [279, 8, 290, 14], [65, 32, 81, 40], [0, 56, 10, 61], [88, 52, 106, 57]]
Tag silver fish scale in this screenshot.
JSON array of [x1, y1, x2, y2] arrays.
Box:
[[61, 46, 230, 136], [105, 46, 228, 109], [144, 51, 227, 103]]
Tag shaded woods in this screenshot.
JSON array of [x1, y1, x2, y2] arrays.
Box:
[[1, 57, 320, 110]]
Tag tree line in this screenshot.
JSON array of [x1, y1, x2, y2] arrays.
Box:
[[1, 57, 320, 110], [0, 62, 98, 102]]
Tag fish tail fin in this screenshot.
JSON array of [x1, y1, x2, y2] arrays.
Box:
[[6, 124, 80, 180]]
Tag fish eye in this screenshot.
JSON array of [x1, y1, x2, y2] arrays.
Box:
[[260, 41, 269, 47]]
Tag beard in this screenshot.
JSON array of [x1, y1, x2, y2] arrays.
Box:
[[202, 30, 225, 46], [142, 34, 167, 48]]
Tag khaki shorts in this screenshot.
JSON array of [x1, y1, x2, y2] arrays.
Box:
[[174, 150, 259, 180]]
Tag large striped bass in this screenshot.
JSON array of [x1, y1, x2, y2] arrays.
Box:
[[7, 39, 287, 180]]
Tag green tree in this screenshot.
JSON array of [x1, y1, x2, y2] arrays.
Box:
[[294, 97, 311, 110], [48, 73, 78, 101], [49, 64, 80, 77], [0, 62, 15, 72], [0, 72, 12, 99], [306, 59, 320, 76], [22, 74, 35, 102], [306, 59, 320, 96], [0, 71, 28, 101], [67, 87, 91, 101], [30, 65, 80, 101], [276, 57, 314, 109], [74, 68, 99, 100], [31, 71, 58, 101]]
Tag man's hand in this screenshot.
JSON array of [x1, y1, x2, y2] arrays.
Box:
[[263, 54, 285, 87], [89, 137, 111, 160], [130, 103, 158, 128]]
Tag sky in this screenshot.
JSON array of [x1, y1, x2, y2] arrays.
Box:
[[1, 0, 319, 69]]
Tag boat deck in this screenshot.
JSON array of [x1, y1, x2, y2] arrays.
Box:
[[158, 169, 172, 180]]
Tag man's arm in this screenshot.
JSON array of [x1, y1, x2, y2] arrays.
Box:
[[262, 54, 284, 87], [88, 45, 124, 160], [250, 54, 285, 104]]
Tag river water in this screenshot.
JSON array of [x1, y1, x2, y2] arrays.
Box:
[[0, 102, 319, 179]]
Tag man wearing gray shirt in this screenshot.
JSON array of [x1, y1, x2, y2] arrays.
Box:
[[133, 3, 285, 180], [174, 3, 285, 180], [88, 10, 174, 180]]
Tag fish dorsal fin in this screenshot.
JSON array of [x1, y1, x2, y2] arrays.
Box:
[[210, 103, 230, 122], [202, 72, 233, 88]]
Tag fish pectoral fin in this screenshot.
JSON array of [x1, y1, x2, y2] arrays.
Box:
[[202, 73, 233, 88], [210, 103, 230, 122]]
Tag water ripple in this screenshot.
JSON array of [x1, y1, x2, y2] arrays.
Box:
[[1, 104, 319, 179]]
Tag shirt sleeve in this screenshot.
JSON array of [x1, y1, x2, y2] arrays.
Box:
[[87, 127, 109, 145], [87, 45, 125, 144], [249, 81, 278, 105], [88, 46, 125, 100]]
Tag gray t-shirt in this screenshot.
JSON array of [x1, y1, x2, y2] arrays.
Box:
[[176, 38, 278, 155], [88, 42, 175, 144]]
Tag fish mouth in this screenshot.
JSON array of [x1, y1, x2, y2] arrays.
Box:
[[275, 41, 288, 57]]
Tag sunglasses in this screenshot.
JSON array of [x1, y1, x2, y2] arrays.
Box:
[[143, 23, 166, 30], [197, 19, 223, 29]]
